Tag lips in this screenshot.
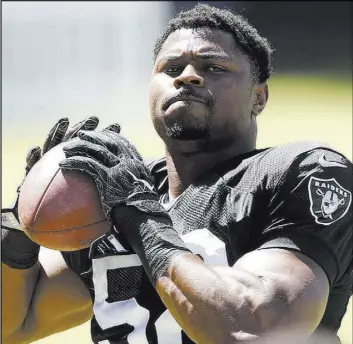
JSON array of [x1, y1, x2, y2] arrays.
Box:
[[163, 96, 207, 110], [162, 89, 211, 111]]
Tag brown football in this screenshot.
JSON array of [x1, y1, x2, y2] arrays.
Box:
[[18, 140, 110, 251]]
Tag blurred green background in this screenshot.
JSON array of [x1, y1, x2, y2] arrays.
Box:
[[2, 1, 352, 343]]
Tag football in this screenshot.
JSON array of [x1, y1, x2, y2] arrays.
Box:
[[18, 140, 110, 251]]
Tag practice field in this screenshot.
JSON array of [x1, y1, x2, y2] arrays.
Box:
[[2, 74, 352, 344]]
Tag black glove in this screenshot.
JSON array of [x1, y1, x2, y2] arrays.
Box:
[[60, 127, 166, 220], [2, 116, 99, 269], [60, 128, 191, 285]]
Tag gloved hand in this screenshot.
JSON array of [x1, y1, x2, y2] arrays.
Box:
[[2, 116, 99, 268], [59, 127, 190, 285], [59, 126, 166, 220]]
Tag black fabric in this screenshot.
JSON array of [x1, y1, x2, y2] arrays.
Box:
[[1, 225, 40, 269], [106, 267, 143, 302], [1, 207, 40, 269], [62, 141, 352, 343], [113, 206, 191, 285], [257, 145, 352, 287]]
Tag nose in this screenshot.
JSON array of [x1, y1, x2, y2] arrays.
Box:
[[174, 65, 204, 88]]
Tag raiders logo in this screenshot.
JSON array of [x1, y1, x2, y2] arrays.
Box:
[[308, 177, 352, 226]]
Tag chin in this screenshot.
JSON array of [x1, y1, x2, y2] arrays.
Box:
[[167, 128, 210, 141], [164, 117, 210, 140]]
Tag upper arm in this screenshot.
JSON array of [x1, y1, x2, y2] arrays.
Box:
[[237, 146, 352, 339], [10, 247, 93, 344], [234, 248, 330, 338], [258, 146, 352, 287]]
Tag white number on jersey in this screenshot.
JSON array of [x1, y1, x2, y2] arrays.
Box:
[[92, 228, 228, 344]]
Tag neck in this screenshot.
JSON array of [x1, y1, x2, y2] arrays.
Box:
[[166, 140, 255, 198]]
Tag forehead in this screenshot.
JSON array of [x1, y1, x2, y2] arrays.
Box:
[[157, 27, 242, 60]]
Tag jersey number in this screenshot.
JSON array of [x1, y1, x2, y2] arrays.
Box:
[[92, 228, 228, 344]]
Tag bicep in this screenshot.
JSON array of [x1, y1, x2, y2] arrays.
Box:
[[234, 248, 329, 338], [11, 248, 93, 344]]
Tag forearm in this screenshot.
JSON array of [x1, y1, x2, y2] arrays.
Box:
[[2, 262, 40, 341], [156, 250, 329, 344], [156, 253, 268, 344], [114, 210, 273, 342], [1, 222, 41, 341], [115, 210, 326, 343], [2, 249, 93, 344]]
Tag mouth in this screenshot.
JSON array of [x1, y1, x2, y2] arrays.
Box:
[[162, 95, 208, 111]]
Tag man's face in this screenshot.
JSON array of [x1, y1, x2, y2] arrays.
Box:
[[149, 28, 267, 154]]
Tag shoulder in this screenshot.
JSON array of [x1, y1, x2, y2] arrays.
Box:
[[259, 140, 346, 171], [221, 140, 352, 208], [218, 141, 350, 188], [257, 141, 352, 190]]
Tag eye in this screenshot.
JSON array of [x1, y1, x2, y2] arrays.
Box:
[[163, 66, 182, 76], [205, 65, 227, 73]]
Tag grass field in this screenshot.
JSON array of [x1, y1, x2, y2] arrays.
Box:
[[2, 74, 352, 343]]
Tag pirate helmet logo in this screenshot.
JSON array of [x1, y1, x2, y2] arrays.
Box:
[[308, 177, 351, 225]]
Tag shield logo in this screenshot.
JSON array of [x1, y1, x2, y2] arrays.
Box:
[[308, 177, 352, 226]]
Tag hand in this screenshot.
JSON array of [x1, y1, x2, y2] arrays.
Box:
[[2, 116, 99, 230], [59, 127, 166, 220], [1, 116, 99, 268], [73, 124, 142, 161], [60, 127, 190, 285], [25, 116, 100, 176]]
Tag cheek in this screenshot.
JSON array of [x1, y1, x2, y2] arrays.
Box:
[[149, 76, 167, 116], [210, 78, 253, 130], [213, 79, 250, 111], [148, 82, 157, 113]]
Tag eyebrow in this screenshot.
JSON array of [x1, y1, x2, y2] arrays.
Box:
[[197, 52, 235, 62], [157, 52, 235, 65]]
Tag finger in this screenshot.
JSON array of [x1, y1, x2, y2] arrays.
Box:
[[101, 129, 142, 160], [102, 130, 142, 161], [117, 136, 143, 161], [63, 116, 99, 141], [77, 130, 121, 154], [63, 140, 119, 167], [78, 130, 142, 161], [59, 156, 107, 181], [112, 134, 143, 161], [123, 158, 153, 183], [104, 123, 121, 134], [42, 117, 70, 154], [25, 146, 42, 173]]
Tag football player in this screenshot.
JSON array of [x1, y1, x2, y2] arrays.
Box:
[[2, 4, 352, 344]]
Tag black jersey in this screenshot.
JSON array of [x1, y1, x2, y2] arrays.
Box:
[[62, 141, 352, 344]]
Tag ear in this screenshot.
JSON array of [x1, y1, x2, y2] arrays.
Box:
[[252, 83, 269, 116]]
